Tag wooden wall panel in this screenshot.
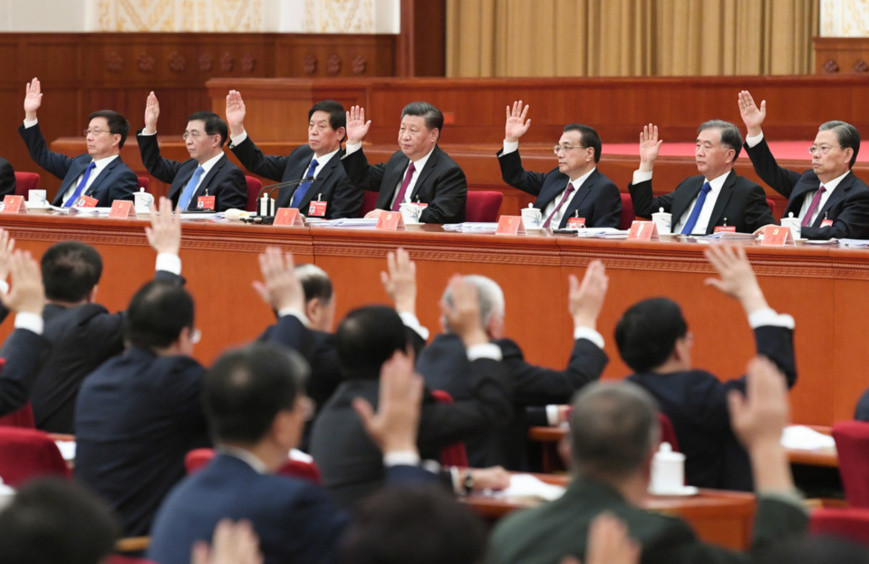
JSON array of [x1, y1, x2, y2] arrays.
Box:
[[814, 37, 869, 74]]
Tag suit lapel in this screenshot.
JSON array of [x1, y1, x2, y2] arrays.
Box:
[[559, 171, 598, 227], [706, 171, 737, 230], [814, 172, 854, 227], [195, 155, 225, 199], [297, 151, 343, 210], [671, 179, 703, 223], [84, 158, 119, 199], [409, 146, 440, 203], [53, 159, 94, 205], [378, 154, 409, 209]]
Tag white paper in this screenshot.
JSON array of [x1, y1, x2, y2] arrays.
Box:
[[54, 440, 76, 461], [839, 239, 869, 248], [780, 425, 836, 450], [489, 473, 566, 501], [442, 222, 499, 233]]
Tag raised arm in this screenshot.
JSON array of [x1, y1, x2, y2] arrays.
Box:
[[738, 90, 766, 139], [504, 100, 531, 143], [345, 105, 372, 145], [225, 90, 247, 139], [142, 91, 160, 135], [23, 78, 42, 122]]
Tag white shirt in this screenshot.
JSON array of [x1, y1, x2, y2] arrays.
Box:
[[345, 142, 435, 208], [632, 169, 729, 234], [59, 155, 120, 205], [183, 151, 225, 197]]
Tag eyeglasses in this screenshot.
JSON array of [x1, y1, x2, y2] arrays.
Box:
[[182, 131, 203, 140], [553, 144, 588, 155], [808, 144, 840, 155], [83, 129, 110, 137]]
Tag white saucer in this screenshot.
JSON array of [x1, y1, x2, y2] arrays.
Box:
[[648, 485, 699, 497]]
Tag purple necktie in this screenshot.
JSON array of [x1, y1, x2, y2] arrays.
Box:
[[391, 162, 416, 211], [543, 183, 575, 228], [801, 185, 827, 227]]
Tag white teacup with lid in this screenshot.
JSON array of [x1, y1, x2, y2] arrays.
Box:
[[651, 207, 672, 235], [780, 212, 801, 240]]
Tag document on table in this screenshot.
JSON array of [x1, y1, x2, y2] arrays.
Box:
[[780, 425, 835, 450], [488, 473, 565, 501], [442, 222, 499, 233]]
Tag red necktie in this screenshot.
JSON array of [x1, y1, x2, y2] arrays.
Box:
[[391, 162, 416, 211], [801, 185, 827, 227], [543, 183, 576, 228]]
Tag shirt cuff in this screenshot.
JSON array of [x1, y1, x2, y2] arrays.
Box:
[[450, 466, 463, 494], [632, 170, 653, 184], [399, 311, 429, 341], [745, 132, 764, 148], [384, 450, 421, 466], [503, 140, 519, 154], [0, 280, 9, 295], [748, 308, 795, 329], [345, 141, 362, 155], [467, 343, 503, 362], [139, 130, 157, 136], [155, 253, 181, 275], [14, 312, 43, 335], [546, 405, 562, 426], [573, 327, 604, 349], [23, 118, 38, 128], [277, 308, 310, 327], [229, 130, 248, 146]]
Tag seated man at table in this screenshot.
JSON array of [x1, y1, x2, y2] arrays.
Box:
[[629, 121, 775, 234], [19, 78, 137, 207], [342, 103, 467, 224], [617, 245, 797, 491], [226, 91, 362, 218], [415, 261, 609, 470], [138, 92, 246, 212], [738, 90, 869, 240], [498, 101, 621, 229], [488, 360, 808, 564]]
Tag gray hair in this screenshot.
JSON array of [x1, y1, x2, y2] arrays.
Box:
[[442, 275, 505, 328], [698, 120, 742, 160], [819, 121, 861, 168]]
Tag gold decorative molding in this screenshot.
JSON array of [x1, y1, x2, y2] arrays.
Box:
[[95, 0, 263, 32]]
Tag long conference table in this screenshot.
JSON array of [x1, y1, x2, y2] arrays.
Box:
[[0, 211, 866, 425]]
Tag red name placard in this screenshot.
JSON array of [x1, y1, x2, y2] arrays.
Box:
[[109, 200, 135, 219], [628, 220, 659, 240], [495, 216, 526, 235], [308, 200, 327, 217], [0, 196, 26, 214], [566, 216, 586, 229], [376, 211, 405, 231], [274, 208, 305, 227], [760, 225, 794, 246], [714, 225, 736, 233], [196, 195, 216, 211]]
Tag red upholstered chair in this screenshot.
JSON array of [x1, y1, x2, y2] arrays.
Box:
[[360, 190, 379, 216], [810, 507, 869, 544], [832, 421, 869, 508], [766, 197, 776, 219], [137, 177, 150, 192], [618, 193, 636, 230], [245, 176, 263, 212], [0, 403, 36, 429], [656, 412, 680, 452], [184, 448, 321, 484], [13, 171, 40, 198], [466, 191, 503, 222], [0, 427, 69, 486], [431, 390, 469, 467]]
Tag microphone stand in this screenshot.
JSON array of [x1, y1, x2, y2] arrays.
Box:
[[246, 177, 314, 224]]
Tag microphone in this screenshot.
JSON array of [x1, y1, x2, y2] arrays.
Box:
[[255, 177, 314, 217]]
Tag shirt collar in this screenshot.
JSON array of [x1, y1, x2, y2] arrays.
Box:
[[569, 167, 597, 189], [704, 170, 731, 193], [91, 154, 119, 171], [408, 146, 436, 172], [311, 147, 340, 167], [217, 445, 269, 474], [821, 170, 850, 192], [197, 151, 225, 175]]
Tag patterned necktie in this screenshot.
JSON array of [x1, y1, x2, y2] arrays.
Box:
[[801, 185, 827, 227], [680, 182, 712, 235], [178, 166, 205, 211], [542, 182, 576, 228], [391, 162, 416, 211], [64, 161, 96, 207], [291, 159, 319, 208]]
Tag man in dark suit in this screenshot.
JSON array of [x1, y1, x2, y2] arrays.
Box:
[[0, 199, 184, 434], [618, 245, 797, 491], [226, 91, 362, 218], [342, 102, 467, 224], [138, 92, 246, 212], [0, 156, 16, 197], [19, 78, 137, 207], [498, 101, 621, 229], [629, 121, 775, 234], [488, 359, 808, 564], [311, 275, 512, 508], [739, 90, 869, 240], [416, 261, 609, 470]]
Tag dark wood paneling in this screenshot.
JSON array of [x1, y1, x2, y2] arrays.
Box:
[[397, 0, 445, 76]]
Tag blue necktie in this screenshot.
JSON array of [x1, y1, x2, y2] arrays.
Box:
[[680, 182, 712, 235], [64, 161, 96, 207], [178, 166, 205, 211], [291, 159, 319, 208]]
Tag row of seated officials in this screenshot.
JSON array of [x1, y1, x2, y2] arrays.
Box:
[[0, 193, 867, 563], [4, 80, 869, 240]]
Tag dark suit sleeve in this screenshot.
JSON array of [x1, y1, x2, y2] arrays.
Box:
[[137, 131, 182, 184], [326, 173, 364, 219], [800, 188, 869, 240], [341, 148, 386, 193], [498, 337, 607, 406], [590, 179, 622, 228], [497, 149, 548, 196], [744, 138, 803, 198], [741, 182, 777, 232], [856, 388, 869, 420], [215, 165, 248, 211], [0, 328, 51, 416], [385, 464, 439, 484], [628, 179, 674, 219], [230, 136, 290, 182], [418, 358, 513, 449], [18, 124, 75, 180], [418, 164, 467, 224], [106, 164, 138, 203], [0, 158, 16, 197]]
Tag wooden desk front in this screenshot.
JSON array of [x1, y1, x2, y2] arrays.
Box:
[[464, 473, 756, 550], [0, 213, 865, 426]]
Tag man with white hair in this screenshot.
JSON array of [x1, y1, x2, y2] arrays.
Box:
[[415, 262, 609, 469]]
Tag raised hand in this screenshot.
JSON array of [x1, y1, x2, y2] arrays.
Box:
[[638, 123, 662, 172], [146, 197, 181, 255], [380, 247, 416, 315], [0, 229, 17, 282], [191, 519, 263, 564], [505, 100, 531, 143], [143, 91, 160, 134], [441, 275, 487, 347], [252, 247, 305, 313], [345, 105, 371, 144], [23, 78, 43, 120], [225, 90, 247, 136], [738, 90, 766, 137], [0, 251, 44, 316], [704, 244, 768, 315], [568, 260, 608, 330]]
